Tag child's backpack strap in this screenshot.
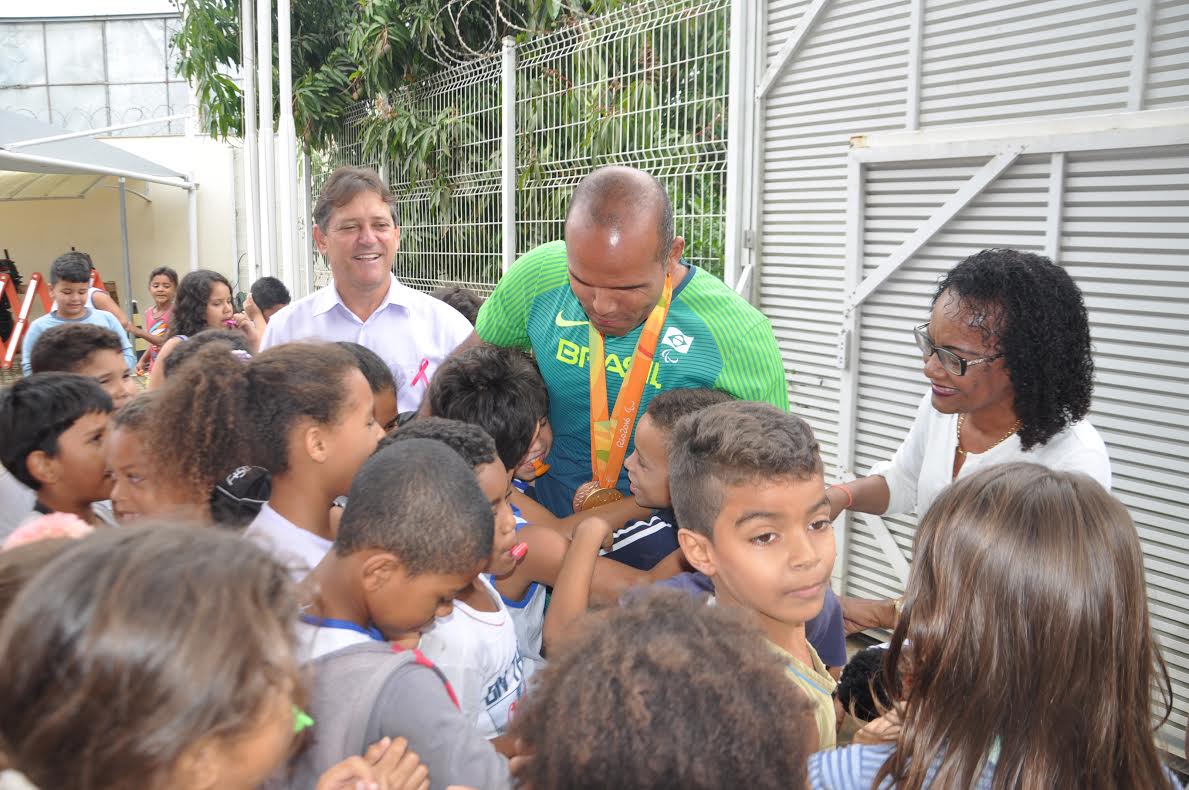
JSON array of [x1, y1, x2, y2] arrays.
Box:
[[322, 643, 421, 755], [306, 642, 458, 763]]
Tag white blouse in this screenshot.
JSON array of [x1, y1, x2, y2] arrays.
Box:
[[869, 391, 1112, 517]]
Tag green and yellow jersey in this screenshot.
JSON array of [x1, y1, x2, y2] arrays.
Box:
[[477, 240, 789, 516]]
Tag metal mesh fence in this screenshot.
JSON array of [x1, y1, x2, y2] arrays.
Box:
[[390, 56, 504, 293], [310, 0, 730, 293], [515, 0, 729, 275]]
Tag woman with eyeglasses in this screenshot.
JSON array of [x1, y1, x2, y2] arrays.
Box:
[[832, 248, 1110, 634]]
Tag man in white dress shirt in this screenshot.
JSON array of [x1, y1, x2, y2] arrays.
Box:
[[261, 167, 475, 412]]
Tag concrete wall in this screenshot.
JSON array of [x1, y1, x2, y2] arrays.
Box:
[[0, 135, 241, 323]]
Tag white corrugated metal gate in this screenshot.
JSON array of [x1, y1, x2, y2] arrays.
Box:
[[738, 0, 1189, 756]]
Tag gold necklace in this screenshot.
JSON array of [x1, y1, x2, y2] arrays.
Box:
[[956, 413, 1022, 458]]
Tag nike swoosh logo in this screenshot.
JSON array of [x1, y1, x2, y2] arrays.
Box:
[[555, 311, 590, 328]]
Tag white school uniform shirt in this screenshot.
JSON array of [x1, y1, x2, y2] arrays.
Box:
[[244, 503, 333, 582], [417, 576, 527, 739], [259, 274, 474, 412], [870, 391, 1112, 517], [295, 618, 379, 661]]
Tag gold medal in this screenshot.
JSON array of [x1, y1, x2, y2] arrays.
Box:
[[573, 480, 625, 513]]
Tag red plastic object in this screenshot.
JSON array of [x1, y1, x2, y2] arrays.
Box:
[[2, 272, 52, 370]]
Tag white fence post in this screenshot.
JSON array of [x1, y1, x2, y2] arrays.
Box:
[[501, 36, 517, 276], [724, 0, 755, 294], [257, 0, 275, 277]]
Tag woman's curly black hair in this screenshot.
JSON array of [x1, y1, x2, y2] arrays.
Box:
[[509, 590, 817, 790], [167, 269, 233, 340], [934, 249, 1093, 450]]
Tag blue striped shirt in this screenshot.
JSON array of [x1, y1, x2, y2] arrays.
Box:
[[809, 743, 1184, 789]]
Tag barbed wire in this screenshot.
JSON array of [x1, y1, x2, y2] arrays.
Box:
[[420, 0, 585, 67]]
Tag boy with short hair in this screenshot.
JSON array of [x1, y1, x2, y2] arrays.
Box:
[[289, 438, 511, 790], [29, 323, 139, 409], [542, 387, 730, 648], [615, 387, 734, 567], [431, 284, 483, 326], [245, 275, 291, 328], [387, 418, 526, 751], [20, 253, 135, 376], [1, 323, 139, 534], [427, 346, 676, 670], [670, 400, 838, 749], [543, 390, 848, 674], [0, 373, 116, 533]]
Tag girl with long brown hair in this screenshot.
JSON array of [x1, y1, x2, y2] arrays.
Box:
[[0, 526, 430, 790], [809, 463, 1178, 789]]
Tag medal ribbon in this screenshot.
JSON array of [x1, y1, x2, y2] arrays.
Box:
[[588, 274, 674, 488]]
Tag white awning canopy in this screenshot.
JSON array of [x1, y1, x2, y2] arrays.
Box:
[[0, 110, 200, 289], [0, 110, 194, 200]]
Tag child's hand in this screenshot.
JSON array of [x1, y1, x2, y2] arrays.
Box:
[[839, 595, 897, 635], [230, 312, 262, 352], [314, 737, 431, 790], [574, 514, 616, 550], [507, 738, 534, 789], [244, 293, 264, 324], [367, 736, 430, 790], [314, 755, 382, 790]]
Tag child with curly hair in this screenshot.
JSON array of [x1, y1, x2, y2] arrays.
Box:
[[150, 269, 261, 388], [510, 589, 818, 790], [149, 342, 383, 557]]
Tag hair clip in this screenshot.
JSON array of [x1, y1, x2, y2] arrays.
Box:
[[230, 349, 252, 363], [292, 705, 314, 734]]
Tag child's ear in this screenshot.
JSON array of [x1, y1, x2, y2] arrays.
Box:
[[360, 552, 401, 592], [25, 450, 59, 487], [172, 739, 221, 790], [303, 423, 329, 464], [677, 528, 716, 577]]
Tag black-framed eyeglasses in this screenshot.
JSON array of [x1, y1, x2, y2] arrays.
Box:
[[913, 323, 1002, 376]]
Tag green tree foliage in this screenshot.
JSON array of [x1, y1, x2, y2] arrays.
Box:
[[175, 0, 729, 287], [173, 0, 590, 146]]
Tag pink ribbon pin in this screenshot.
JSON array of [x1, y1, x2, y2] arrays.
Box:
[[411, 358, 430, 388]]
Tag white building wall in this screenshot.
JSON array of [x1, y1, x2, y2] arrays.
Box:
[[754, 0, 1189, 755]]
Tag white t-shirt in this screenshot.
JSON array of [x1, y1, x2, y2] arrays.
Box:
[[260, 275, 474, 413], [295, 617, 378, 661], [870, 391, 1112, 517], [418, 576, 527, 739], [0, 469, 37, 542], [244, 503, 333, 582]]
